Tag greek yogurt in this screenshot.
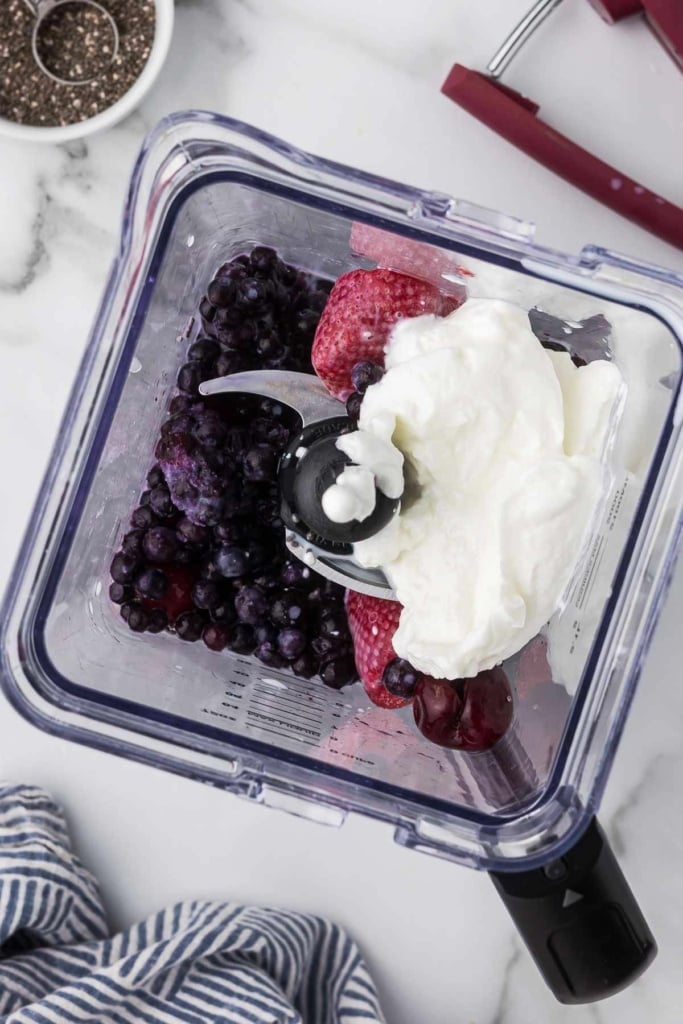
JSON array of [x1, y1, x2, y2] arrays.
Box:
[[347, 298, 624, 680]]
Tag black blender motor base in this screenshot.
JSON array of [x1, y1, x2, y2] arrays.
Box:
[[490, 817, 656, 1004]]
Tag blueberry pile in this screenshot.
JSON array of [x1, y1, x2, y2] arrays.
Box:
[[108, 248, 358, 689]]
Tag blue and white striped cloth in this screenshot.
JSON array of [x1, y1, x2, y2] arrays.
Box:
[[0, 785, 385, 1023]]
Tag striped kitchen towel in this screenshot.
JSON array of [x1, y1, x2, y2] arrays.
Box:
[[0, 784, 385, 1023]]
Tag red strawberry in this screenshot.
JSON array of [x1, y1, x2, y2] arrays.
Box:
[[345, 590, 410, 709], [312, 268, 462, 400], [350, 222, 472, 296]]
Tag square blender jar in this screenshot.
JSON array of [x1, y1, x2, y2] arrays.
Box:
[[2, 113, 683, 1003]]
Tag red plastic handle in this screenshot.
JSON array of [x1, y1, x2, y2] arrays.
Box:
[[587, 0, 683, 70], [441, 64, 683, 250], [587, 0, 643, 23], [644, 0, 683, 70]]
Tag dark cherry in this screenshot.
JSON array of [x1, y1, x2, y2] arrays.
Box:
[[413, 669, 513, 752], [202, 623, 230, 651]]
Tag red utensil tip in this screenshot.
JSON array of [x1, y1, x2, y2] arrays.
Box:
[[644, 0, 683, 70], [586, 0, 643, 22]]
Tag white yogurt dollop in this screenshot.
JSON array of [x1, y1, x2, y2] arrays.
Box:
[[322, 465, 377, 524], [348, 298, 623, 680], [321, 429, 404, 524]]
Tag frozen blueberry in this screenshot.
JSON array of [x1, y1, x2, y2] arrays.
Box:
[[121, 529, 145, 558], [235, 586, 268, 626], [250, 246, 278, 274], [209, 600, 236, 625], [136, 568, 168, 600], [110, 552, 139, 585], [215, 545, 248, 578], [194, 414, 227, 450], [254, 623, 277, 646], [270, 590, 307, 628], [319, 612, 348, 639], [143, 527, 178, 564], [177, 517, 210, 549], [235, 277, 273, 312], [280, 560, 315, 591], [189, 340, 220, 365], [277, 628, 307, 661], [127, 604, 150, 633], [146, 464, 165, 488], [212, 521, 242, 545], [346, 393, 362, 421], [215, 351, 248, 377], [175, 610, 206, 642], [312, 635, 345, 660], [191, 578, 223, 611], [177, 363, 201, 395], [147, 609, 168, 634], [351, 361, 384, 393], [149, 484, 175, 518], [291, 651, 318, 679], [207, 279, 235, 308], [256, 641, 286, 669], [382, 658, 420, 699], [227, 623, 256, 654], [169, 395, 192, 415], [199, 297, 217, 323], [109, 581, 131, 604], [256, 333, 283, 361], [131, 506, 157, 530], [320, 655, 357, 689]]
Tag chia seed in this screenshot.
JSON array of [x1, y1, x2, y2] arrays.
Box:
[[0, 0, 156, 128]]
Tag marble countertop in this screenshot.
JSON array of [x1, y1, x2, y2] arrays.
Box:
[[1, 1, 683, 1021]]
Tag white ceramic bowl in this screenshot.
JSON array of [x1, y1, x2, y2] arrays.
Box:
[[0, 0, 174, 144]]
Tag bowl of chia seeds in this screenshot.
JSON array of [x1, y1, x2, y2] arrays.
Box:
[[0, 0, 174, 142]]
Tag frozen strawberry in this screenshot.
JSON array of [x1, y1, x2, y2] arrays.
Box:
[[143, 564, 197, 623], [350, 222, 471, 297], [345, 590, 410, 709], [312, 268, 462, 400]]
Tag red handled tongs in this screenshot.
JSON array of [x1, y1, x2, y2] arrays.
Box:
[[442, 0, 683, 249]]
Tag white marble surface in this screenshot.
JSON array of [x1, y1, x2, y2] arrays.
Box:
[[1, 1, 683, 1021]]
